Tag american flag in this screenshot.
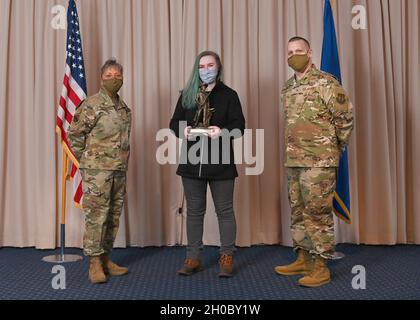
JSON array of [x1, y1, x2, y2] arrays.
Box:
[[56, 0, 87, 206]]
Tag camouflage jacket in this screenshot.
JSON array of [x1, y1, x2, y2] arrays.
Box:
[[68, 87, 131, 171], [281, 65, 353, 167]]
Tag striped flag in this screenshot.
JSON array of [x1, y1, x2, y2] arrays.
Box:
[[321, 0, 351, 223], [56, 0, 87, 206]]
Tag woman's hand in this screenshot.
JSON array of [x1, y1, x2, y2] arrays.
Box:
[[208, 126, 221, 139], [184, 126, 192, 138]]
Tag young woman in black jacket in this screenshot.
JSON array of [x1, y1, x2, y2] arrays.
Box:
[[169, 51, 245, 277]]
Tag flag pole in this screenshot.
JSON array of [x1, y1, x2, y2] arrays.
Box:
[[42, 147, 82, 263], [60, 149, 69, 260]]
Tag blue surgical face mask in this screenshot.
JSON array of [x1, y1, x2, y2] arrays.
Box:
[[199, 68, 218, 84]]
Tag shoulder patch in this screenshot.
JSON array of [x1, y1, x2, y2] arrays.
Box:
[[336, 93, 346, 104]]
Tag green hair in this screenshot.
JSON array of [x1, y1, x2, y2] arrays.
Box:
[[181, 51, 224, 109]]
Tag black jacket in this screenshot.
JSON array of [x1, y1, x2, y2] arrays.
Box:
[[169, 82, 245, 180]]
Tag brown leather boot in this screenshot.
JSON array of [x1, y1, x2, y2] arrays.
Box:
[[218, 254, 234, 278], [177, 258, 203, 276], [102, 255, 129, 276], [89, 256, 107, 284], [298, 256, 331, 287], [274, 249, 314, 276]]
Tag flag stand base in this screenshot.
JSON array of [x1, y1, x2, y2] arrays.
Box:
[[332, 251, 345, 260], [42, 254, 83, 263]]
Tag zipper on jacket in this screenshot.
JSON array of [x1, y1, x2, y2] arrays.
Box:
[[197, 86, 215, 178], [198, 137, 204, 178]]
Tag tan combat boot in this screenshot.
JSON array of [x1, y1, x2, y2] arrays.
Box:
[[102, 254, 129, 276], [274, 249, 314, 276], [298, 256, 331, 287], [89, 256, 107, 284]]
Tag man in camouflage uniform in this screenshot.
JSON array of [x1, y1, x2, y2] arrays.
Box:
[[68, 58, 131, 284], [275, 37, 353, 287]]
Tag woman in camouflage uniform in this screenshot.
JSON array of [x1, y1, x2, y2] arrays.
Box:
[[68, 58, 131, 284]]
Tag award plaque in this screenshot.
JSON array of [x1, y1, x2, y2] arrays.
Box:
[[189, 127, 213, 135]]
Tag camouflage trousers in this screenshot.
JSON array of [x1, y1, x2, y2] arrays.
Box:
[[286, 167, 336, 260], [80, 169, 126, 257]]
